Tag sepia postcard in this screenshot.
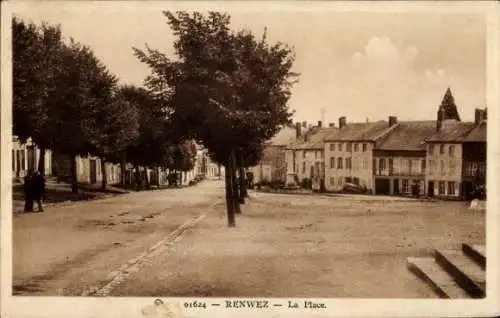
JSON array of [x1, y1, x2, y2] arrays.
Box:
[[1, 1, 499, 317]]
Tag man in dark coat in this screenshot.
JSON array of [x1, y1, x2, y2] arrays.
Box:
[[32, 170, 46, 212], [23, 169, 34, 212]]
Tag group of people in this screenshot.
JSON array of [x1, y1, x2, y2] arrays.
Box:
[[23, 169, 46, 212]]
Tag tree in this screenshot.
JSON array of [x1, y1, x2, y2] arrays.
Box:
[[45, 39, 120, 193], [12, 17, 64, 175], [134, 11, 298, 227], [91, 91, 140, 190], [439, 87, 461, 121]]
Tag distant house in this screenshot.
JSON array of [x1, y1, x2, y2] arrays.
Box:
[[372, 118, 437, 196], [52, 151, 121, 185], [12, 136, 52, 178], [323, 117, 396, 193], [424, 108, 486, 199], [249, 124, 297, 184], [285, 121, 338, 191]]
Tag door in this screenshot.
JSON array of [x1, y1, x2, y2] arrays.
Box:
[[393, 179, 399, 195], [375, 178, 390, 195], [27, 146, 36, 171], [90, 159, 97, 184], [428, 181, 434, 197]]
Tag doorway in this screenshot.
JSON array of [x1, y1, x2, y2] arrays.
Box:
[[393, 179, 399, 195], [428, 181, 434, 197], [90, 159, 97, 184]]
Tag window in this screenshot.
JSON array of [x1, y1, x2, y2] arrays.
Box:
[[402, 179, 409, 193], [302, 162, 306, 174], [330, 143, 335, 151], [338, 178, 343, 186], [330, 177, 335, 185], [379, 158, 386, 172], [363, 159, 368, 170], [12, 150, 15, 171], [449, 145, 455, 157], [354, 143, 359, 152], [438, 181, 445, 195], [421, 160, 426, 173], [330, 157, 335, 169], [338, 143, 343, 151], [337, 157, 343, 169], [429, 144, 434, 155], [440, 160, 445, 175], [447, 181, 456, 195], [346, 143, 352, 152], [346, 158, 352, 170], [302, 151, 306, 159], [440, 144, 445, 155], [362, 143, 367, 152], [345, 177, 352, 183]]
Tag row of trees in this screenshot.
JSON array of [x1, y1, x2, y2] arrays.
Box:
[[13, 17, 197, 193], [134, 12, 298, 226]]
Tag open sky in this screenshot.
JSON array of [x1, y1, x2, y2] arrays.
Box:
[[12, 1, 488, 124]]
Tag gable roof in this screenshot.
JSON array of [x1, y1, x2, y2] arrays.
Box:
[[376, 121, 436, 151], [288, 127, 339, 150], [463, 120, 486, 142], [324, 121, 393, 142], [426, 120, 476, 142]]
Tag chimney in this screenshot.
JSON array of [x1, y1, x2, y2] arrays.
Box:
[[389, 116, 398, 127], [302, 121, 307, 128], [437, 106, 444, 131], [474, 108, 484, 126], [295, 122, 302, 138], [329, 122, 335, 128], [339, 116, 346, 129], [317, 120, 323, 128]]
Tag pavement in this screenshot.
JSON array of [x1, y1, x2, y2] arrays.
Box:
[[12, 180, 485, 298]]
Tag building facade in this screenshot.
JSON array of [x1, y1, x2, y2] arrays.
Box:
[[324, 118, 395, 192], [12, 137, 52, 178]]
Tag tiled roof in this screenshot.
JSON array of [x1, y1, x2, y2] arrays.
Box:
[[324, 121, 393, 142], [288, 127, 339, 150], [376, 121, 436, 151], [463, 120, 486, 142], [426, 120, 476, 142]]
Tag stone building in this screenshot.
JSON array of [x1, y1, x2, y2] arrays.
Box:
[[12, 137, 52, 179], [323, 117, 396, 192], [372, 119, 436, 196]]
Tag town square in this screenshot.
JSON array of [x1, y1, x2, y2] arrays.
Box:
[[3, 2, 492, 314]]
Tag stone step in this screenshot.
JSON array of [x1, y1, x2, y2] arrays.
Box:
[[462, 243, 486, 270], [434, 250, 485, 298], [406, 257, 470, 299]]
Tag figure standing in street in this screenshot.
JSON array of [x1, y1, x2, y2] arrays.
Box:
[[23, 169, 34, 212], [32, 170, 46, 212]]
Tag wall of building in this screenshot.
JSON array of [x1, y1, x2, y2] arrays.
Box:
[[12, 138, 52, 177], [373, 155, 426, 195], [424, 143, 462, 197], [324, 141, 374, 191]]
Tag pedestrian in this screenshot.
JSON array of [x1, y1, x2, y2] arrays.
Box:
[[23, 169, 34, 212], [32, 170, 46, 212]]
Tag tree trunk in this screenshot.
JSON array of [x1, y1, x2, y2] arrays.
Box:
[[38, 147, 46, 176], [101, 158, 107, 190], [238, 153, 247, 203], [70, 154, 78, 194], [120, 153, 126, 187], [230, 152, 241, 214], [224, 157, 236, 227]]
